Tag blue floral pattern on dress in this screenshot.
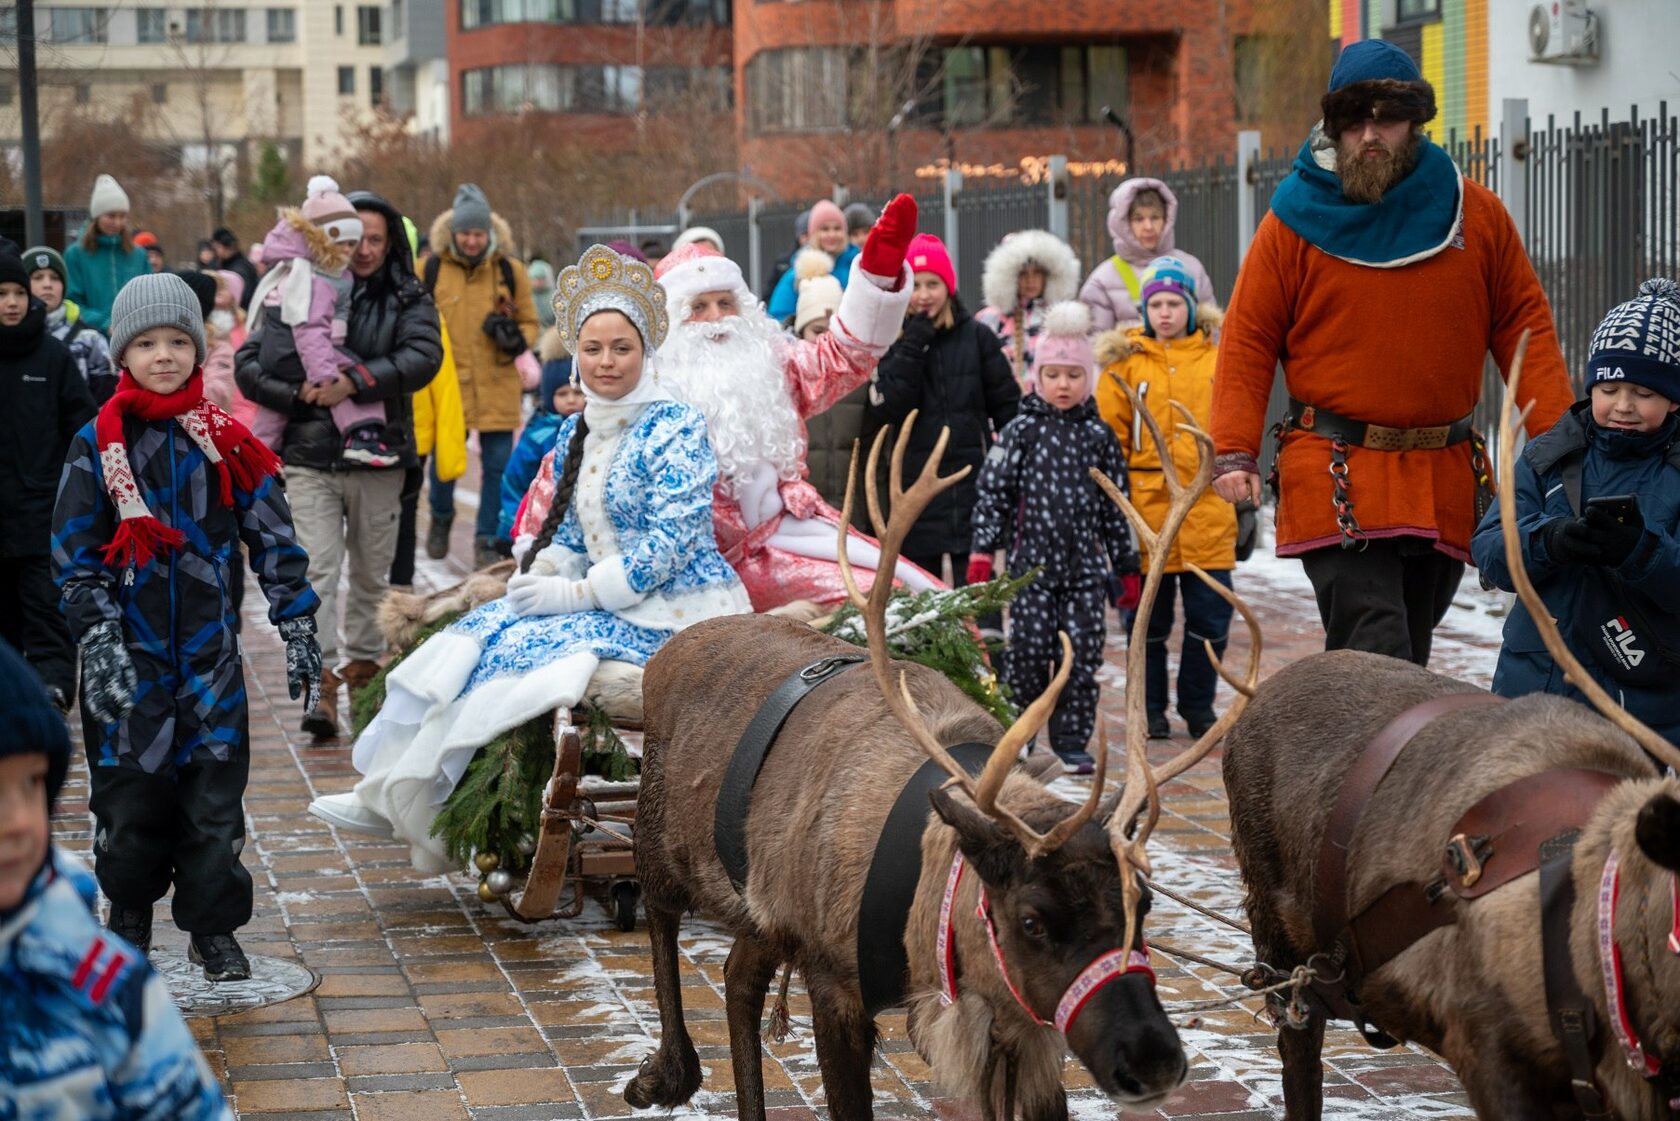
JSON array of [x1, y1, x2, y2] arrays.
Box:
[[444, 399, 741, 695]]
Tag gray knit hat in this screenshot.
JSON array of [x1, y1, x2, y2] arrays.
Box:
[[451, 183, 492, 233], [109, 273, 207, 367]]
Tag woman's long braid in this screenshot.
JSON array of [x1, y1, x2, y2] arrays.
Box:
[[519, 416, 590, 573]]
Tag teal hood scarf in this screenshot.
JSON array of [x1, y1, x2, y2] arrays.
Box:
[[1269, 126, 1462, 268]]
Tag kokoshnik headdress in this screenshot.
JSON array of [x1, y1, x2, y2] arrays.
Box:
[[552, 244, 669, 354]]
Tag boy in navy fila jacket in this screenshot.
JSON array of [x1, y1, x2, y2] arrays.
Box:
[[1472, 279, 1680, 748], [52, 273, 323, 981]]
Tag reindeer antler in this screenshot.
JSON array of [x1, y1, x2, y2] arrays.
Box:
[[1497, 333, 1680, 772], [838, 416, 1109, 859], [1092, 386, 1265, 949]]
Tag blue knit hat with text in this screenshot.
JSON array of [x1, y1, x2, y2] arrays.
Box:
[[1586, 278, 1680, 402]]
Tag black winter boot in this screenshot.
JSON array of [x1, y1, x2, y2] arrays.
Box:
[[1182, 708, 1218, 739], [425, 514, 453, 560], [190, 932, 251, 982], [107, 904, 153, 955], [1146, 711, 1172, 740]]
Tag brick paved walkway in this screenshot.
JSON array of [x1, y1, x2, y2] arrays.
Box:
[[50, 499, 1511, 1119]]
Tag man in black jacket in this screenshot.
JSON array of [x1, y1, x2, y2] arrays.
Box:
[[210, 228, 259, 311], [0, 252, 97, 707], [235, 193, 442, 739]]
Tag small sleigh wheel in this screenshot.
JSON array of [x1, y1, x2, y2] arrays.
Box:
[[611, 880, 640, 932]]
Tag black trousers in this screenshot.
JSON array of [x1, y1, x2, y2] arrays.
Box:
[[389, 459, 426, 587], [0, 553, 76, 699], [1145, 569, 1235, 717], [1298, 538, 1464, 667], [84, 709, 254, 934]]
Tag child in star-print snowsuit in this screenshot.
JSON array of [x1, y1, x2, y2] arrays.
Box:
[[969, 302, 1137, 774]]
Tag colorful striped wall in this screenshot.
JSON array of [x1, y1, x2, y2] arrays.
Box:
[[1331, 0, 1490, 140]]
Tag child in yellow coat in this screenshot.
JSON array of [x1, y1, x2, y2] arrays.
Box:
[[1095, 256, 1236, 740]]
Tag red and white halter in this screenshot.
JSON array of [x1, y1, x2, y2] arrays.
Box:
[[1596, 848, 1680, 1108], [936, 853, 1155, 1035]]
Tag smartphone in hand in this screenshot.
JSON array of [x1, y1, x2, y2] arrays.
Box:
[[1585, 493, 1642, 525]]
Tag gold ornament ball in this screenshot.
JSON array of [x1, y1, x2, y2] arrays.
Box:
[[477, 877, 498, 903], [474, 851, 501, 874]]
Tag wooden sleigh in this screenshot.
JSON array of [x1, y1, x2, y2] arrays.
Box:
[[500, 705, 645, 930]]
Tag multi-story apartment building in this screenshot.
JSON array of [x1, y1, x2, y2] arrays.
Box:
[[384, 0, 451, 141], [444, 0, 732, 147], [0, 0, 386, 182], [733, 0, 1258, 198]]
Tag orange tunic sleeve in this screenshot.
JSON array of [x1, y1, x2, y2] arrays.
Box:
[[1211, 213, 1295, 464]]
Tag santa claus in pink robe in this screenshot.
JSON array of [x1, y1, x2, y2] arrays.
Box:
[[517, 195, 940, 610]]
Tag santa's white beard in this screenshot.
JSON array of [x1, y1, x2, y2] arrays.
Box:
[[661, 311, 807, 497]]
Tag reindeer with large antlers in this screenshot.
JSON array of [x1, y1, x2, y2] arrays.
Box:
[[1223, 337, 1680, 1119], [625, 407, 1259, 1121]]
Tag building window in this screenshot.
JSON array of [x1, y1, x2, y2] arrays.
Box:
[[335, 4, 345, 34], [391, 0, 405, 40], [185, 7, 247, 42], [745, 48, 849, 133], [50, 8, 109, 44], [0, 84, 13, 106], [1396, 0, 1440, 20], [357, 5, 381, 44], [645, 0, 728, 24], [644, 65, 731, 111], [151, 82, 168, 103], [460, 63, 661, 115], [75, 83, 92, 104], [0, 8, 14, 40], [458, 0, 653, 27], [136, 7, 169, 43], [370, 65, 384, 105], [267, 8, 296, 42], [338, 65, 356, 95], [936, 44, 1125, 129]]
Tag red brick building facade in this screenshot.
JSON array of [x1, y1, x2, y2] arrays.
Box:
[[445, 0, 732, 147], [735, 0, 1257, 198]]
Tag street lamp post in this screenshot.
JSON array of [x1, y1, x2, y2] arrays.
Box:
[[18, 0, 46, 247]]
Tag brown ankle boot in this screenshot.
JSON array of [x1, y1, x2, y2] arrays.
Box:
[[339, 659, 380, 692], [302, 667, 342, 740]]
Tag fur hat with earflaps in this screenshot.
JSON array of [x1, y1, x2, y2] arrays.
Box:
[[1320, 39, 1436, 140]]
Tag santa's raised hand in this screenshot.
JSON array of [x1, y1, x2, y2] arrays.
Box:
[[858, 194, 918, 287]]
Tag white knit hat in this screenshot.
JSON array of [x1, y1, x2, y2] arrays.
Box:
[[792, 248, 841, 335], [89, 174, 130, 219]]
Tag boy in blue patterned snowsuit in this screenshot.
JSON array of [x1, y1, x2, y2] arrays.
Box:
[[52, 274, 322, 982], [0, 637, 231, 1120]]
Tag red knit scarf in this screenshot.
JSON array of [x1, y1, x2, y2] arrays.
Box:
[[95, 369, 283, 568]]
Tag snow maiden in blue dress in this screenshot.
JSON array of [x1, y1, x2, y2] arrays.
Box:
[[310, 246, 751, 870]]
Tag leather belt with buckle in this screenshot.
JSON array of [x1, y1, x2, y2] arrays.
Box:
[[1288, 397, 1475, 452]]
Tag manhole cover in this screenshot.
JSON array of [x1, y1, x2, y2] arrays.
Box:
[[153, 954, 319, 1018]]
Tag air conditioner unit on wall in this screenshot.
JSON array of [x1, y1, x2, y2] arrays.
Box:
[[1528, 0, 1600, 64]]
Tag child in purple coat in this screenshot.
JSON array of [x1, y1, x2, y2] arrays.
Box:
[[246, 176, 395, 466]]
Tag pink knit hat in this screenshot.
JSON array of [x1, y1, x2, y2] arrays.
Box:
[[215, 268, 244, 308], [906, 233, 956, 294], [1028, 302, 1096, 400], [807, 200, 846, 236], [300, 174, 363, 245]]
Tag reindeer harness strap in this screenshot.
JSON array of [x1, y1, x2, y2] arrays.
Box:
[[714, 653, 866, 891], [937, 853, 1156, 1034]]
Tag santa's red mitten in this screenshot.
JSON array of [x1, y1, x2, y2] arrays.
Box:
[[858, 194, 918, 287]]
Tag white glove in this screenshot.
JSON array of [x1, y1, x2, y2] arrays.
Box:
[[505, 572, 596, 617]]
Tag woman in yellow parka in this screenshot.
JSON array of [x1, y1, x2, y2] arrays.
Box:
[[1095, 256, 1236, 740]]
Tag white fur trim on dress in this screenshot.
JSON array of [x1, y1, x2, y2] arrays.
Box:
[[980, 230, 1081, 315], [831, 260, 914, 356], [613, 580, 753, 633], [586, 557, 643, 611]]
